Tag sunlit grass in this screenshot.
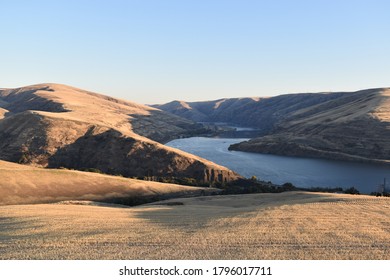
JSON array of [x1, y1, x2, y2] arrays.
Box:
[[0, 191, 388, 259]]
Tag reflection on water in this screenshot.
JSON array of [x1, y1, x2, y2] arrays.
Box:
[[167, 137, 390, 194]]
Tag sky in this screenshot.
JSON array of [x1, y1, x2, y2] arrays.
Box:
[[1, 0, 389, 104]]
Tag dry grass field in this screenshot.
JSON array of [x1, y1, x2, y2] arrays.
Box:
[[0, 191, 388, 259], [0, 160, 215, 205]]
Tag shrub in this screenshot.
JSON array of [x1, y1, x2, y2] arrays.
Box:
[[82, 168, 103, 174], [344, 187, 360, 195], [282, 182, 296, 191]]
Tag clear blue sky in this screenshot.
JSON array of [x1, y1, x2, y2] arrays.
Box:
[[1, 0, 389, 104]]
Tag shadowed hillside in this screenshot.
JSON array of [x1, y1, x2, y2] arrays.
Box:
[[0, 84, 240, 183], [230, 88, 390, 164]]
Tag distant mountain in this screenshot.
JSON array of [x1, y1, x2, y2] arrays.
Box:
[[154, 94, 362, 135], [156, 88, 390, 164], [154, 97, 270, 131], [0, 84, 239, 182]]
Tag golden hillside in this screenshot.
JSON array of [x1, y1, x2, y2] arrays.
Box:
[[0, 84, 239, 182], [0, 160, 217, 206]]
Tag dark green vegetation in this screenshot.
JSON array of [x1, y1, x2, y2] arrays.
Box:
[[218, 179, 370, 197]]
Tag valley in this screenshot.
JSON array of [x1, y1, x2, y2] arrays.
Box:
[[1, 84, 389, 260], [3, 0, 390, 265]]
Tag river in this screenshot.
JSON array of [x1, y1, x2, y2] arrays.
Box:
[[166, 137, 390, 194]]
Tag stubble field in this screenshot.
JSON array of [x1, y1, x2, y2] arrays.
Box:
[[0, 191, 389, 259]]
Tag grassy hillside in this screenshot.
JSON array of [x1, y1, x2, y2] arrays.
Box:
[[230, 88, 390, 163], [0, 191, 388, 259], [0, 160, 217, 206]]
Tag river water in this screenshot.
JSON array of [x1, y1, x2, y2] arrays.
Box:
[[166, 137, 390, 194]]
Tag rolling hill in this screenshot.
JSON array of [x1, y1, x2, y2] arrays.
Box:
[[0, 84, 239, 183], [0, 160, 217, 206]]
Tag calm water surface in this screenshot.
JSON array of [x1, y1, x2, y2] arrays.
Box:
[[167, 137, 390, 194]]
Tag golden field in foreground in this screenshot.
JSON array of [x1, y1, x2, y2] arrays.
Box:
[[0, 191, 389, 259], [0, 160, 217, 206]]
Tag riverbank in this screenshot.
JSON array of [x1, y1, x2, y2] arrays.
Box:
[[166, 137, 390, 194]]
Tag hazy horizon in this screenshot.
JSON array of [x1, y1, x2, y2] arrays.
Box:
[[1, 0, 390, 104]]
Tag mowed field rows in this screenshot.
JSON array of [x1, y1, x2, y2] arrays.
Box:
[[0, 191, 389, 259]]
